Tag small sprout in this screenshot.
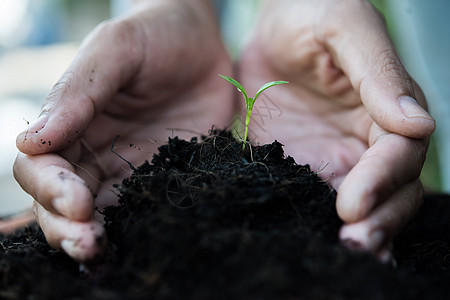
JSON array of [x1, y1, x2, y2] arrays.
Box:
[[219, 74, 288, 149]]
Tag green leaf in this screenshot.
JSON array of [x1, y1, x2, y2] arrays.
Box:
[[219, 74, 289, 150], [254, 80, 289, 101], [219, 74, 248, 100]]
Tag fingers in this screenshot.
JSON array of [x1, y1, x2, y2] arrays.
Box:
[[33, 201, 106, 263], [336, 125, 427, 222], [13, 152, 94, 222], [14, 151, 106, 263], [339, 179, 423, 256], [336, 125, 426, 257], [15, 18, 143, 155], [316, 0, 435, 138]]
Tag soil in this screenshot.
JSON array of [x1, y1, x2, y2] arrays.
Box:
[[1, 129, 450, 299]]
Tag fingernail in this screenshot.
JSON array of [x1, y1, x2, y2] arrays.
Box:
[[399, 96, 435, 122], [339, 224, 369, 251], [29, 114, 49, 133], [367, 230, 385, 252], [17, 114, 49, 140], [61, 238, 80, 258], [341, 238, 364, 251]]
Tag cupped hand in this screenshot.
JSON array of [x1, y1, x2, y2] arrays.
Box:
[[238, 0, 435, 261], [13, 0, 234, 263]]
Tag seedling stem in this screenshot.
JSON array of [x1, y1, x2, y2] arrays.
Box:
[[219, 74, 288, 149]]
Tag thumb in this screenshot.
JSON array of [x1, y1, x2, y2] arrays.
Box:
[[16, 20, 142, 155], [318, 0, 435, 139]]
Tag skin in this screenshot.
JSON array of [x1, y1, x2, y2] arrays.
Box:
[[238, 0, 435, 261], [13, 0, 234, 263], [12, 0, 434, 263]]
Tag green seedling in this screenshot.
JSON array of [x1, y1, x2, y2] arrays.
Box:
[[219, 74, 288, 150]]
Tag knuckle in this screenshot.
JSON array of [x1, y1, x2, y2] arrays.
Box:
[[372, 48, 414, 94], [82, 17, 143, 70], [376, 49, 413, 82], [46, 74, 74, 105], [92, 18, 138, 47], [376, 49, 407, 78]]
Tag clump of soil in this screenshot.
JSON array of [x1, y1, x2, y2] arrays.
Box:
[[1, 129, 450, 299]]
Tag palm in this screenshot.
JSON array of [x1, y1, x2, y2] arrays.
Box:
[[13, 1, 235, 262], [239, 41, 371, 188], [81, 75, 233, 208], [51, 5, 234, 209]]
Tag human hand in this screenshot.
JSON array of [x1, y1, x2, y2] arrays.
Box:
[[238, 0, 435, 261], [13, 0, 234, 263]]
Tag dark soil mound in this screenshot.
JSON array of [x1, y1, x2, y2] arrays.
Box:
[[1, 129, 450, 299]]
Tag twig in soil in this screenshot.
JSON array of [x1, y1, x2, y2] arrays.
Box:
[[246, 161, 273, 182], [415, 240, 450, 259], [316, 162, 330, 174], [189, 166, 218, 178], [188, 151, 196, 166], [111, 135, 136, 171], [202, 134, 234, 151], [262, 146, 273, 161], [166, 172, 200, 209]]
